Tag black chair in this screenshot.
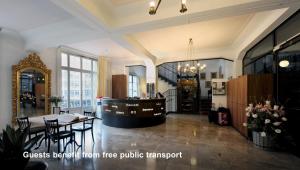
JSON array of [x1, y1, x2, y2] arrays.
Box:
[[44, 118, 75, 153], [17, 116, 45, 141], [72, 111, 95, 145], [59, 110, 69, 115]]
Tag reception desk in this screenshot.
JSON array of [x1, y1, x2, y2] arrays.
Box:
[[102, 98, 166, 128]]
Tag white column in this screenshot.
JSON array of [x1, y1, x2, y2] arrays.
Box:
[[0, 28, 25, 129]]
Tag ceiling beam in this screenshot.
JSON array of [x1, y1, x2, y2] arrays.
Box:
[[112, 0, 300, 35], [49, 0, 300, 65]]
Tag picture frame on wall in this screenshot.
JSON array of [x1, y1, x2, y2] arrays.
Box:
[[212, 81, 226, 95], [211, 72, 217, 79], [200, 73, 206, 80], [205, 81, 211, 88]]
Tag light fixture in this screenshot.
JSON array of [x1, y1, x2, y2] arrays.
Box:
[[180, 0, 187, 13], [149, 0, 188, 15], [177, 38, 206, 75], [279, 60, 289, 67]]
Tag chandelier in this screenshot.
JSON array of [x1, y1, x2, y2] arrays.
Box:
[[149, 0, 187, 15], [177, 38, 206, 75]]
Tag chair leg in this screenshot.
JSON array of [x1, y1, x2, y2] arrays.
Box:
[[83, 131, 85, 144], [47, 138, 50, 153], [81, 131, 83, 146], [45, 132, 47, 147], [58, 139, 60, 153], [91, 129, 94, 143]]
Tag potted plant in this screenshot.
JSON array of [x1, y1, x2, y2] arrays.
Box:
[[50, 96, 62, 107], [0, 125, 43, 169], [243, 101, 288, 149]]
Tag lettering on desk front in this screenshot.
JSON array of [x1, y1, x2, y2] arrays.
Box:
[[142, 108, 154, 112], [116, 111, 124, 115], [126, 104, 139, 107], [154, 113, 162, 116]]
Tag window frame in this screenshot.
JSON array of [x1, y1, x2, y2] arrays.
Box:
[[128, 75, 139, 97], [60, 52, 98, 110]]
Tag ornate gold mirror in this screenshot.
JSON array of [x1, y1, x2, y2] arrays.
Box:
[[12, 53, 51, 123]]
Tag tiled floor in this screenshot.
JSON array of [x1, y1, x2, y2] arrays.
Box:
[[32, 114, 300, 170]]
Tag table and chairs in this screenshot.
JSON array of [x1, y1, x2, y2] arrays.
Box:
[[16, 111, 95, 153]]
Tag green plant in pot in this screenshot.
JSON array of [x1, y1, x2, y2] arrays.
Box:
[[50, 96, 62, 107], [0, 125, 43, 169]]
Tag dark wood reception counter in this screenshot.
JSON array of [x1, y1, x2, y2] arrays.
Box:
[[102, 98, 166, 128]]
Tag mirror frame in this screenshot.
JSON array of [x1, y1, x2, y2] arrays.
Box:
[[12, 53, 51, 123]]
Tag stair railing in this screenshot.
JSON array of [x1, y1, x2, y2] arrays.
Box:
[[158, 65, 177, 85], [162, 89, 177, 113]]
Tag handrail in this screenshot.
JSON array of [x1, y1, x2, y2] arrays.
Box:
[[158, 65, 177, 75], [162, 89, 177, 113]]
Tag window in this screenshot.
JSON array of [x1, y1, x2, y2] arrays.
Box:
[[69, 55, 81, 69], [61, 70, 68, 108], [243, 10, 300, 75], [60, 53, 98, 109], [128, 75, 138, 97]]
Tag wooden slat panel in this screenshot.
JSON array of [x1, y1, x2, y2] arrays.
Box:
[[228, 74, 274, 137]]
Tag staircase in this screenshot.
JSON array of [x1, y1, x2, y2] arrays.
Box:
[[157, 62, 212, 114], [157, 63, 177, 86]]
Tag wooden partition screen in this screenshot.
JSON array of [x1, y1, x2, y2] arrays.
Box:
[[112, 74, 127, 99], [227, 74, 273, 136]]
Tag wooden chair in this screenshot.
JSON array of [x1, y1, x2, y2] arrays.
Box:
[[72, 111, 95, 145], [17, 116, 45, 140], [43, 118, 75, 153]]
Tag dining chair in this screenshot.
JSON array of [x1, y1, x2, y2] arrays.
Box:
[[17, 116, 46, 141], [72, 111, 95, 145], [59, 110, 69, 115], [43, 118, 75, 153]]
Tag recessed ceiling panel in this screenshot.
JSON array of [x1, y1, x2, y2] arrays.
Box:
[[132, 14, 253, 58]]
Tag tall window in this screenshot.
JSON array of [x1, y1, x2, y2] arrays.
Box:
[[128, 75, 138, 97], [61, 52, 98, 109]]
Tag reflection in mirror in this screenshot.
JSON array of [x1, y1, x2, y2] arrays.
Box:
[[18, 69, 46, 117]]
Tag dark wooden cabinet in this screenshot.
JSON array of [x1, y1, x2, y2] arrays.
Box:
[[112, 74, 127, 99], [227, 74, 273, 137]]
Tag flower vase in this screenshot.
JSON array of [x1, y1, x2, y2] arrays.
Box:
[[252, 131, 274, 150]]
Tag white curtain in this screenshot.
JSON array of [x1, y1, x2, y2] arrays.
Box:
[[97, 56, 107, 97]]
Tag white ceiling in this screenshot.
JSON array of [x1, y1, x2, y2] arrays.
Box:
[[110, 0, 142, 6], [0, 0, 72, 32], [69, 38, 139, 60], [132, 14, 253, 59], [1, 0, 299, 64]]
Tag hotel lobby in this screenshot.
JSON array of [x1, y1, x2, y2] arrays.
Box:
[[0, 0, 300, 170]]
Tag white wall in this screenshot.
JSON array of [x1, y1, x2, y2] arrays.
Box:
[[0, 28, 26, 130], [199, 59, 233, 97], [39, 48, 58, 95]]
